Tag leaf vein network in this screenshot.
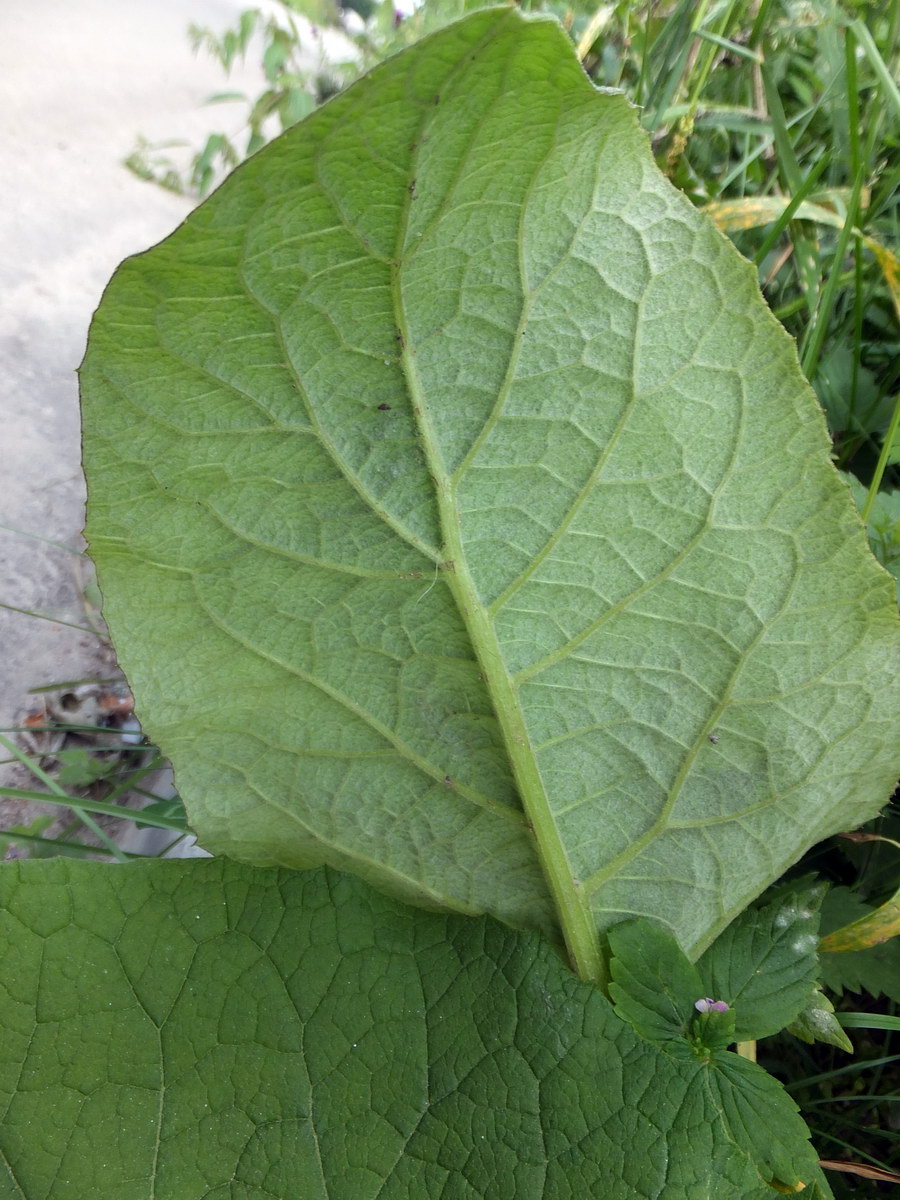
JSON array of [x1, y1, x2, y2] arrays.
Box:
[[579, 562, 804, 897], [237, 261, 441, 565], [191, 574, 520, 822]]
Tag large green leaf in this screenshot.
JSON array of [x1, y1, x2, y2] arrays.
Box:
[[80, 8, 900, 984], [0, 858, 829, 1198]]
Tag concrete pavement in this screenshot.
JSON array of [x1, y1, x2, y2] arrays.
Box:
[[0, 0, 274, 834]]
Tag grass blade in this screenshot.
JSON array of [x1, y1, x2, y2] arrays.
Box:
[[849, 18, 900, 125], [0, 829, 143, 859], [862, 394, 900, 522], [839, 1013, 900, 1033], [0, 602, 99, 635], [752, 155, 832, 266], [800, 169, 865, 382], [0, 782, 190, 833]]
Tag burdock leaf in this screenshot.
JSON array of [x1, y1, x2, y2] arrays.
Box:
[[80, 8, 900, 983]]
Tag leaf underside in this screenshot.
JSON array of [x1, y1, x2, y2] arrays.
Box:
[[0, 858, 826, 1200], [80, 9, 900, 971]]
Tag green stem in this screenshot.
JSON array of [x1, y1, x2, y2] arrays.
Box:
[[800, 169, 865, 383], [0, 602, 99, 635], [0, 829, 143, 859], [862, 393, 900, 524], [390, 285, 605, 989], [441, 560, 606, 987], [849, 18, 900, 125]]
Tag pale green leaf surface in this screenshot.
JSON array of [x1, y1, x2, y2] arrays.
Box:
[[80, 9, 900, 976], [0, 858, 827, 1199]]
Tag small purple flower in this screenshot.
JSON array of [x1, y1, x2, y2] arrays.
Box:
[[694, 997, 730, 1013]]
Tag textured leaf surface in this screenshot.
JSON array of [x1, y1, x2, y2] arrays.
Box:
[[608, 918, 703, 1042], [696, 885, 822, 1041], [80, 8, 900, 977], [0, 858, 827, 1199], [787, 988, 853, 1053]]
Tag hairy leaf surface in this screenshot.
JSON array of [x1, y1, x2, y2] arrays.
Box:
[[696, 884, 822, 1041], [0, 858, 828, 1199], [80, 9, 900, 979], [608, 918, 703, 1043]]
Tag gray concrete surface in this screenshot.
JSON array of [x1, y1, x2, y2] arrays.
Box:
[[0, 0, 277, 837]]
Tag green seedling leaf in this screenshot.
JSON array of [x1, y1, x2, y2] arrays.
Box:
[[697, 885, 823, 1041], [0, 814, 58, 859], [0, 858, 827, 1199], [79, 8, 900, 984], [787, 988, 853, 1054], [608, 917, 704, 1043], [133, 794, 188, 830], [55, 747, 118, 788], [708, 1053, 822, 1194]]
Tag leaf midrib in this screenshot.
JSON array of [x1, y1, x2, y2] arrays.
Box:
[[389, 23, 606, 987]]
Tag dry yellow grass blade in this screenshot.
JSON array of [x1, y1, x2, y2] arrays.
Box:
[[705, 194, 900, 328]]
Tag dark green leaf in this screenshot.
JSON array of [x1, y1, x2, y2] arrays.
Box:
[[609, 917, 703, 1043], [55, 747, 118, 788], [697, 885, 823, 1041], [0, 858, 825, 1199], [819, 886, 900, 1004], [707, 1053, 825, 1193]]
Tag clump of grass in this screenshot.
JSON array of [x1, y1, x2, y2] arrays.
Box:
[[0, 693, 192, 861]]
